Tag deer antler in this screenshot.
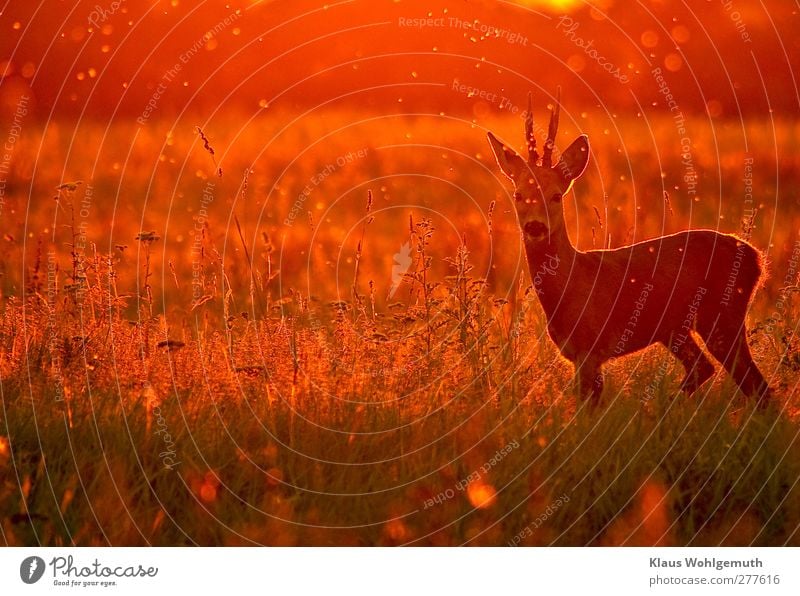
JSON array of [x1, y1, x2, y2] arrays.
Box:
[[542, 86, 561, 167], [524, 92, 538, 164]]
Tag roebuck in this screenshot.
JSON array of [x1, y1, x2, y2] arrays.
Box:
[[487, 91, 771, 406]]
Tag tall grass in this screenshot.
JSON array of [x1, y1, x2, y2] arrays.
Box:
[[0, 111, 799, 545]]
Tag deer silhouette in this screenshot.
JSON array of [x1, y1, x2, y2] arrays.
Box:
[[487, 90, 771, 406]]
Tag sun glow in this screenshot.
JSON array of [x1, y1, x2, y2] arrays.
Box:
[[515, 0, 599, 13]]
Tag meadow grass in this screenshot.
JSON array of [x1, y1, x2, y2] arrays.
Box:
[[1, 235, 798, 546], [1, 112, 799, 545]]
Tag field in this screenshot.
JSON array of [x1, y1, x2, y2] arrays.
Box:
[[1, 110, 800, 546]]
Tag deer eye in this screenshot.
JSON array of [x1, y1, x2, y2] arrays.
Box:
[[513, 192, 523, 202], [551, 193, 562, 203]]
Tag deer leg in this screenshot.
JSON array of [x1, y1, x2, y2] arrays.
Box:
[[703, 324, 772, 407], [728, 338, 772, 407], [670, 334, 715, 395], [575, 360, 603, 405]]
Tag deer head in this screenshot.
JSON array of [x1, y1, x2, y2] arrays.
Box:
[[487, 89, 590, 245]]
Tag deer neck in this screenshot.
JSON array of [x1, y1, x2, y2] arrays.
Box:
[[524, 222, 578, 312]]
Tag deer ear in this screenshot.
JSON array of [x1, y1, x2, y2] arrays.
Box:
[[487, 132, 525, 180], [555, 134, 590, 182]]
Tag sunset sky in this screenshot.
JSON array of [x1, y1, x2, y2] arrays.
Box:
[[1, 1, 797, 122]]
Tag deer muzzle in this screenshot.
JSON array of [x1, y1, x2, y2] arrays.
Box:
[[524, 220, 549, 239]]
